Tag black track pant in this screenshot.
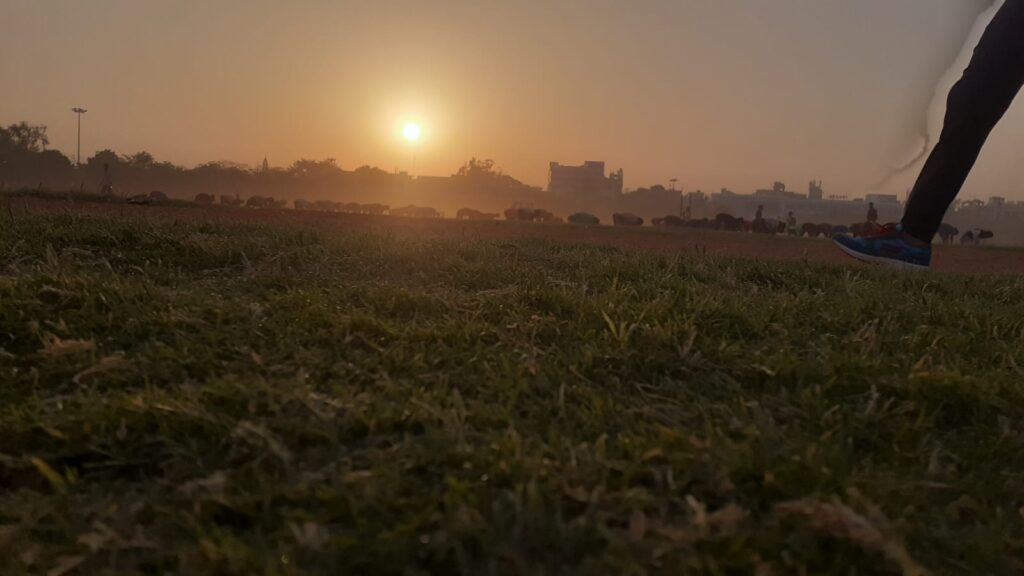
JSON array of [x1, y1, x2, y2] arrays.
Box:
[[902, 0, 1024, 243]]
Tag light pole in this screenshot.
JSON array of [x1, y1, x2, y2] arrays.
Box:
[[72, 108, 87, 166]]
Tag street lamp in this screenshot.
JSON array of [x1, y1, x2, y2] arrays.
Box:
[[72, 108, 87, 166]]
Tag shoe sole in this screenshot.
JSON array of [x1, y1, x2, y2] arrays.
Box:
[[832, 238, 929, 271]]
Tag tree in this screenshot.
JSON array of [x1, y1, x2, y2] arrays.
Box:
[[86, 149, 123, 169], [457, 157, 496, 177], [124, 151, 156, 169], [1, 122, 49, 153], [290, 158, 342, 178]]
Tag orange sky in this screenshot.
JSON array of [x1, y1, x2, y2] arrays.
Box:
[[4, 0, 1023, 200]]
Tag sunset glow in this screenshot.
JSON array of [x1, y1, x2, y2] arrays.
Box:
[[402, 123, 422, 142]]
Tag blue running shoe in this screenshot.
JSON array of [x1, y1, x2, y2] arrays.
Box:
[[833, 225, 931, 270]]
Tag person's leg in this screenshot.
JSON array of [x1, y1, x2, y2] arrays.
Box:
[[902, 0, 1024, 243]]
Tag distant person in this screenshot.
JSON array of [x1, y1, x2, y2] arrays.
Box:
[[866, 202, 878, 223], [786, 211, 797, 235], [835, 0, 1024, 269], [100, 163, 114, 195]]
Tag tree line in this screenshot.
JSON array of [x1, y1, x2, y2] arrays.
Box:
[[1, 121, 687, 220]]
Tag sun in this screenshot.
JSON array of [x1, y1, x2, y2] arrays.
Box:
[[402, 123, 422, 142]]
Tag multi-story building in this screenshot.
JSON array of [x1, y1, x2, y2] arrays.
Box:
[[548, 161, 624, 199]]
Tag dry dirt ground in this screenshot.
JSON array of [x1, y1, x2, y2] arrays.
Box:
[[13, 196, 1024, 275]]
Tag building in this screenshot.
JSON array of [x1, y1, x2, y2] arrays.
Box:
[[809, 180, 823, 200], [548, 161, 624, 198], [706, 180, 904, 224]]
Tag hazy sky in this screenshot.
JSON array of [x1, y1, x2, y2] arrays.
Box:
[[5, 0, 1023, 199]]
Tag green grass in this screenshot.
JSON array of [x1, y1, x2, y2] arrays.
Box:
[[1, 212, 1024, 575]]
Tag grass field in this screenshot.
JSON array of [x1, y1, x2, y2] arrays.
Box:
[[2, 210, 1024, 574]]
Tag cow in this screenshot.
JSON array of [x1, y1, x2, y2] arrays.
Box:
[[457, 208, 499, 220], [246, 196, 278, 208], [568, 212, 600, 225], [220, 194, 243, 206], [714, 213, 745, 232], [149, 190, 168, 201], [534, 209, 554, 223], [753, 218, 786, 234], [392, 205, 440, 218], [937, 223, 960, 245], [801, 223, 833, 238], [313, 200, 340, 212], [654, 215, 686, 227], [961, 229, 994, 245], [194, 193, 215, 205], [613, 213, 644, 227]]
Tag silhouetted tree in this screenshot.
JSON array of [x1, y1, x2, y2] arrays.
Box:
[[1, 122, 49, 152]]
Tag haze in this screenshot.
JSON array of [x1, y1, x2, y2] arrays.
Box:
[[4, 0, 1022, 199]]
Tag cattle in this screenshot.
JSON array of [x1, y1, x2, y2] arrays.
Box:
[[246, 195, 279, 208], [392, 205, 440, 218], [194, 193, 215, 205], [294, 199, 313, 210], [753, 218, 786, 234], [220, 194, 243, 206], [612, 213, 644, 227], [504, 207, 557, 222], [568, 212, 600, 225], [362, 203, 389, 215], [313, 200, 341, 212], [457, 208, 500, 220], [714, 213, 746, 232], [801, 223, 834, 238], [533, 209, 558, 223], [127, 194, 152, 205], [961, 229, 994, 245], [149, 190, 168, 201], [653, 215, 686, 227], [937, 223, 960, 245], [503, 206, 536, 219]]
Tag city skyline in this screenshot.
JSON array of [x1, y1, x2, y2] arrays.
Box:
[[6, 0, 1024, 199]]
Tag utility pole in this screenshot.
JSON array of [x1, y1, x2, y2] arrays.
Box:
[[72, 108, 87, 166]]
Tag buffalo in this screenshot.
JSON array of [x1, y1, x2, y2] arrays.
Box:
[[937, 223, 960, 245], [612, 213, 644, 227], [504, 207, 557, 222], [246, 196, 281, 208], [392, 205, 441, 218], [801, 223, 834, 238], [961, 229, 994, 245], [457, 208, 500, 220], [753, 218, 786, 234], [653, 215, 686, 227], [714, 213, 746, 232], [568, 212, 600, 225]]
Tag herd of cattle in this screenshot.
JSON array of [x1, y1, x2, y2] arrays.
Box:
[[123, 191, 993, 245]]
